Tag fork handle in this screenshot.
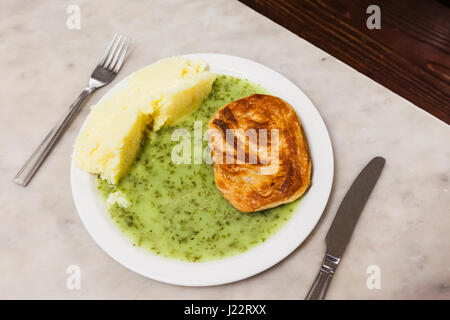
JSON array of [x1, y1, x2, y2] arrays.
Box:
[[14, 87, 94, 186]]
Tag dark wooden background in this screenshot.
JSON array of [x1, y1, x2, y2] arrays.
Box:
[[240, 0, 450, 124]]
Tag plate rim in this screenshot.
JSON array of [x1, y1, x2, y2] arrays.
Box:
[[71, 53, 334, 286]]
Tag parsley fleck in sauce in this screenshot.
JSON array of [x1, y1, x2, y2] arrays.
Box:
[[98, 75, 299, 262]]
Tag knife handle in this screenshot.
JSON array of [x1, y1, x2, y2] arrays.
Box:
[[305, 253, 340, 300]]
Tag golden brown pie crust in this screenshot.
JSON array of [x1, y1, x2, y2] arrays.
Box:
[[208, 94, 311, 213]]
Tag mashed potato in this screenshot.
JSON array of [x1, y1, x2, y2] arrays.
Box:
[[74, 57, 216, 184]]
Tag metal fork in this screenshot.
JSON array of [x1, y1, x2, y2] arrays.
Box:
[[14, 33, 129, 186]]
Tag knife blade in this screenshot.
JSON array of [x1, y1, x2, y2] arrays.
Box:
[[305, 156, 385, 300]]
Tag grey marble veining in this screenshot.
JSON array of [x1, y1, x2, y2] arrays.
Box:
[[0, 0, 449, 299]]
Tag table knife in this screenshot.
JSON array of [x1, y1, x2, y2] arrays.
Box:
[[305, 156, 385, 300]]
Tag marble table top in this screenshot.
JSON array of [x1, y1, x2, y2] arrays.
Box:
[[1, 0, 449, 299]]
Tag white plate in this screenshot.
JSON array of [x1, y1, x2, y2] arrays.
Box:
[[71, 53, 334, 286]]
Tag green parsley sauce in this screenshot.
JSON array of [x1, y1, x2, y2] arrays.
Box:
[[98, 75, 299, 262]]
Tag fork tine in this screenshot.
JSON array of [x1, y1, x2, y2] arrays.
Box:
[[99, 33, 118, 67], [104, 34, 122, 69], [109, 36, 126, 72], [113, 40, 129, 73]]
